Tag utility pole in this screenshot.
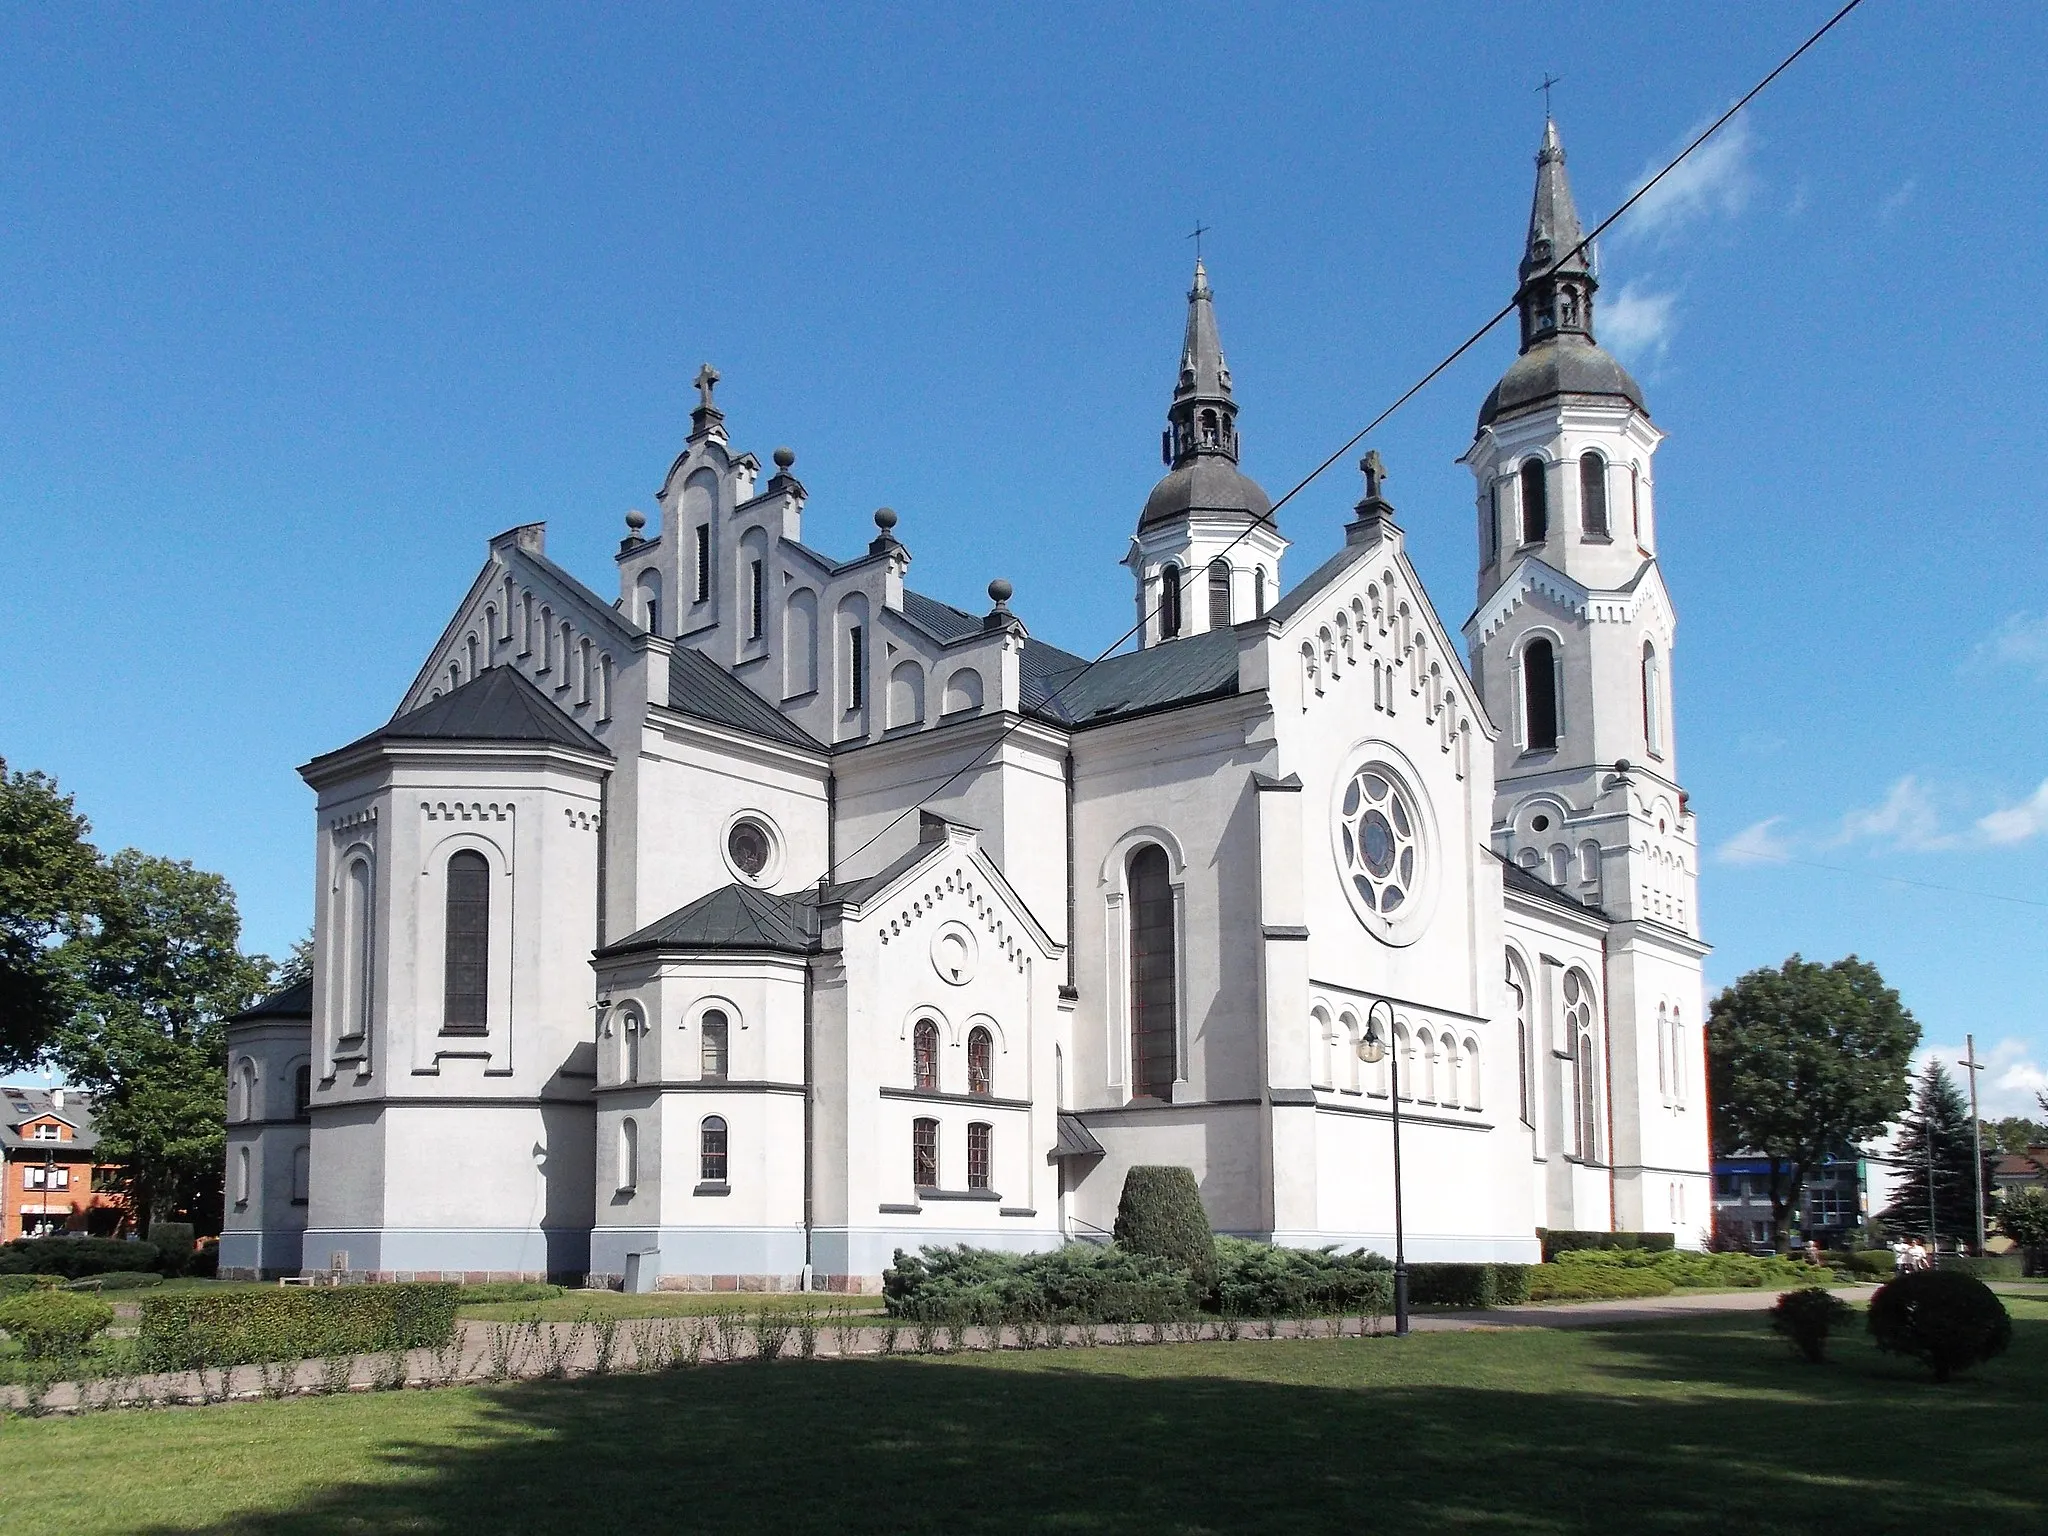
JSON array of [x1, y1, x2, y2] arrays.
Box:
[[1960, 1035, 1987, 1256]]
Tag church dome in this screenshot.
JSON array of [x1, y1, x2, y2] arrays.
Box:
[[1139, 455, 1275, 533], [1478, 333, 1646, 431]]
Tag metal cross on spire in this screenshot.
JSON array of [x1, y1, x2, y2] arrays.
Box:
[[1537, 72, 1563, 121], [693, 363, 721, 411], [1187, 221, 1211, 264]]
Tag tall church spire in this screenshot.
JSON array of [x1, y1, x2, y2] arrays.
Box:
[[1516, 119, 1597, 351], [1163, 259, 1239, 467]]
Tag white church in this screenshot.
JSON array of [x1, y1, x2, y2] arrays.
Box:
[[222, 122, 1711, 1287]]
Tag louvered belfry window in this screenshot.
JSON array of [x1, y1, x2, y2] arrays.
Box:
[[1128, 845, 1178, 1100], [442, 850, 490, 1033]]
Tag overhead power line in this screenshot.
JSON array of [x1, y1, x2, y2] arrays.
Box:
[[824, 0, 1870, 887]]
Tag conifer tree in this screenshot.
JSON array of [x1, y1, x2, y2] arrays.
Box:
[[1881, 1060, 1994, 1248]]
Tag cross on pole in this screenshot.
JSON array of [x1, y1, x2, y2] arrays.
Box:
[[1187, 221, 1210, 264], [1537, 72, 1563, 120]]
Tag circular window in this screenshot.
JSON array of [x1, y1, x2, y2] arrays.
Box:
[[1531, 814, 1551, 833], [1332, 752, 1439, 945], [720, 812, 783, 886], [930, 921, 978, 986]]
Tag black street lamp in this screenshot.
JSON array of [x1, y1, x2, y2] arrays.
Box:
[[1358, 998, 1409, 1336]]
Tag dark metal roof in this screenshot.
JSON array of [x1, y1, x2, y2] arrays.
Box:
[[601, 883, 823, 957], [1138, 455, 1275, 534], [1050, 1111, 1106, 1161], [0, 1087, 99, 1155], [666, 646, 821, 750], [231, 979, 313, 1023], [1031, 629, 1241, 727], [1494, 849, 1609, 921], [1478, 334, 1645, 430], [346, 666, 611, 757]]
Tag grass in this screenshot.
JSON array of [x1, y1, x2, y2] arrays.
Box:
[[3, 1298, 2042, 1535]]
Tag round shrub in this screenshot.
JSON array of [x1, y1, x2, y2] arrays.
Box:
[[147, 1222, 197, 1276], [0, 1289, 115, 1359], [1113, 1166, 1215, 1286], [1867, 1270, 2012, 1382], [1770, 1286, 1854, 1363]]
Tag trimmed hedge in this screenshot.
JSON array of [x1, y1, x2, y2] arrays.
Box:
[[456, 1281, 565, 1304], [1406, 1263, 1530, 1309], [1539, 1229, 1676, 1262], [1211, 1237, 1392, 1318], [1938, 1254, 2024, 1281], [1113, 1167, 1216, 1287], [0, 1237, 161, 1278], [0, 1290, 115, 1358], [0, 1274, 62, 1296], [137, 1283, 460, 1372], [67, 1270, 162, 1292], [1553, 1247, 1814, 1289], [885, 1244, 1198, 1323], [1527, 1263, 1675, 1301]]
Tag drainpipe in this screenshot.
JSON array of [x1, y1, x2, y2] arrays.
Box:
[[1602, 940, 1618, 1233], [1062, 750, 1077, 993], [802, 958, 815, 1290], [595, 771, 611, 947], [825, 767, 838, 883]]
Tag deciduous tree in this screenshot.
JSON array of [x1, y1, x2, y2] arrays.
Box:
[[0, 759, 100, 1070], [1707, 954, 1918, 1253]]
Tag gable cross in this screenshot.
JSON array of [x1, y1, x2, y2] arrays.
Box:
[[1360, 449, 1387, 502], [693, 363, 721, 411]]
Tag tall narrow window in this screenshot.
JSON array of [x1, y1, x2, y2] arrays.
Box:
[[693, 525, 711, 603], [442, 851, 490, 1033], [1159, 564, 1183, 639], [1522, 637, 1559, 751], [1657, 1004, 1670, 1100], [234, 1058, 256, 1122], [291, 1145, 310, 1202], [341, 856, 373, 1041], [1207, 559, 1231, 630], [748, 558, 765, 639], [912, 1117, 939, 1189], [1577, 1029, 1599, 1162], [967, 1027, 993, 1097], [1128, 845, 1178, 1100], [700, 1116, 728, 1184], [1508, 954, 1531, 1127], [1563, 970, 1597, 1159], [1519, 459, 1548, 544], [967, 1122, 992, 1190], [701, 1009, 729, 1081], [637, 569, 662, 636], [913, 1018, 939, 1091], [849, 624, 866, 709], [1254, 567, 1268, 617], [624, 1009, 642, 1084], [1580, 453, 1608, 538], [1671, 1010, 1686, 1105], [294, 1065, 312, 1123], [235, 1146, 250, 1207], [1630, 465, 1643, 542], [1487, 482, 1503, 564], [1642, 642, 1664, 757], [619, 1117, 639, 1191]]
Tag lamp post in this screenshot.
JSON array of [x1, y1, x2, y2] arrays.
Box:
[[1358, 998, 1408, 1336]]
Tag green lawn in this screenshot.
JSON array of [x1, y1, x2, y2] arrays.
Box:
[[5, 1300, 2043, 1535]]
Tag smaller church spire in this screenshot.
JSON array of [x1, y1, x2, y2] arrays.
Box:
[[1516, 121, 1597, 352], [1162, 259, 1239, 468]]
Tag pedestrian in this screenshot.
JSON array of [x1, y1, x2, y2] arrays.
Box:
[[1804, 1239, 1822, 1267]]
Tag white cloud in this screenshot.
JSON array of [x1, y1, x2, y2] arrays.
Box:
[[1834, 775, 1954, 851], [1619, 115, 1756, 245], [1978, 780, 2048, 847], [1975, 612, 2048, 678], [1718, 816, 1792, 866], [1913, 1038, 2048, 1122], [1602, 283, 1679, 366], [1878, 178, 1917, 225]]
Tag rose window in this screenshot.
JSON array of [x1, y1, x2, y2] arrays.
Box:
[[1339, 768, 1420, 916]]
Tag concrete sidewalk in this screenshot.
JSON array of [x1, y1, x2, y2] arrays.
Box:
[[1415, 1283, 1880, 1332]]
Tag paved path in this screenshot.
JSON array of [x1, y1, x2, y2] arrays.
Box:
[[1415, 1283, 1881, 1332]]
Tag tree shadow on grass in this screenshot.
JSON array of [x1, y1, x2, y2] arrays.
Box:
[[151, 1315, 2045, 1536]]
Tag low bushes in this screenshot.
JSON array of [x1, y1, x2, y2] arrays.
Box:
[[1113, 1167, 1217, 1289], [1526, 1263, 1675, 1302], [1770, 1286, 1854, 1363], [1828, 1249, 1897, 1281], [1550, 1247, 1813, 1289], [885, 1244, 1198, 1323], [148, 1222, 197, 1277], [1867, 1270, 2012, 1382], [0, 1237, 161, 1278], [138, 1283, 461, 1372], [0, 1274, 62, 1296], [1406, 1263, 1529, 1309], [67, 1271, 161, 1292], [0, 1290, 115, 1359], [456, 1281, 565, 1305], [1539, 1229, 1675, 1262], [1938, 1254, 2023, 1281], [1210, 1238, 1391, 1318]]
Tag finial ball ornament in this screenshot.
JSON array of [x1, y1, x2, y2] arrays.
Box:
[[773, 446, 795, 469], [874, 506, 898, 530], [988, 579, 1013, 605], [624, 507, 647, 532]]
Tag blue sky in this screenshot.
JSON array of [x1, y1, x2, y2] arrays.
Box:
[[3, 4, 2044, 1113]]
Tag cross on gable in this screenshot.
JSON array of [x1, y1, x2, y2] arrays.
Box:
[[693, 363, 721, 411]]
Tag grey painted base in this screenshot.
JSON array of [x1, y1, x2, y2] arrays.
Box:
[[218, 1229, 304, 1278], [1264, 1229, 1543, 1263], [811, 1224, 1064, 1279], [300, 1226, 590, 1281], [588, 1226, 807, 1285]]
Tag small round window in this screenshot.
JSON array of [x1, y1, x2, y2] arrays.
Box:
[[728, 819, 772, 879], [1340, 768, 1420, 916]]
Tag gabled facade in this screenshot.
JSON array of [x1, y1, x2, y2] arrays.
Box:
[[226, 120, 1711, 1286]]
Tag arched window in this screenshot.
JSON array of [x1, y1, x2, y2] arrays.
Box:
[[442, 850, 490, 1034], [623, 1008, 642, 1084], [1563, 970, 1597, 1160], [636, 568, 662, 636], [340, 855, 373, 1042], [701, 1009, 729, 1081], [968, 1122, 992, 1191], [235, 1146, 250, 1207], [967, 1026, 993, 1097], [294, 1065, 312, 1123], [1207, 559, 1231, 630], [1519, 459, 1548, 544], [1159, 564, 1183, 639], [943, 667, 984, 715], [291, 1144, 310, 1203], [1523, 637, 1559, 751], [1642, 642, 1664, 757], [786, 588, 819, 697], [913, 1018, 939, 1091], [700, 1116, 728, 1184], [1395, 1024, 1414, 1102], [1462, 1036, 1483, 1111], [1630, 465, 1643, 542], [1312, 1007, 1334, 1090], [1580, 453, 1608, 538], [1254, 567, 1268, 617], [1671, 1008, 1687, 1106], [1199, 408, 1218, 445], [1487, 482, 1503, 564], [619, 1117, 639, 1192], [1657, 1003, 1670, 1100], [888, 660, 926, 729], [1508, 952, 1532, 1127], [912, 1116, 939, 1189], [1439, 1034, 1459, 1108], [1127, 845, 1178, 1100], [234, 1058, 256, 1122]]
